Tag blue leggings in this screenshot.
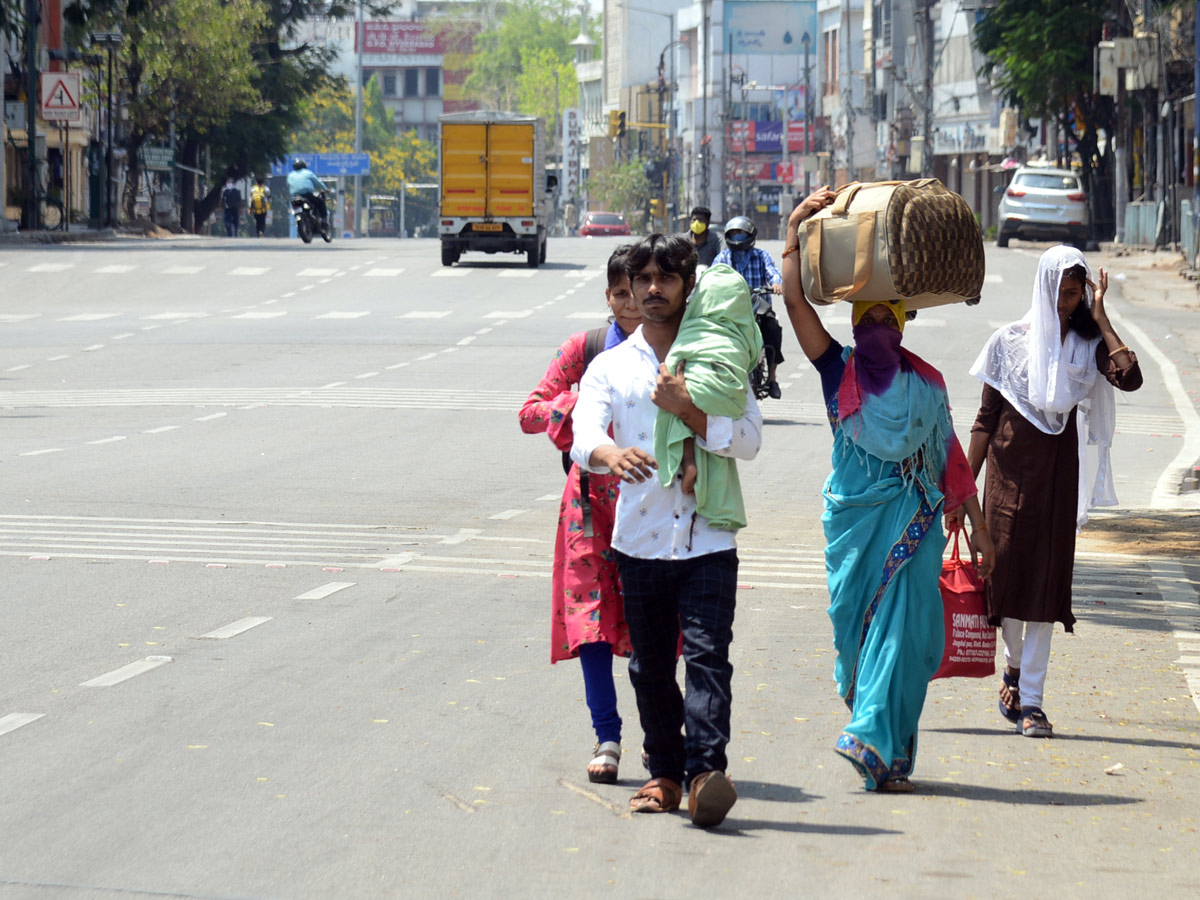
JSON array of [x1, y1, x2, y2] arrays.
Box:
[[578, 642, 622, 745]]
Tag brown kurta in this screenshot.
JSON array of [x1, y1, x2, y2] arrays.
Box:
[[971, 345, 1143, 631]]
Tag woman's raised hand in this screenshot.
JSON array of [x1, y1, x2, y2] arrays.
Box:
[[1088, 267, 1109, 321]]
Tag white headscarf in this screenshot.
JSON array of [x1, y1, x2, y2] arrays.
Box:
[[969, 245, 1117, 527]]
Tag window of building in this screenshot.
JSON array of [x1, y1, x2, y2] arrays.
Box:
[[383, 72, 397, 97], [824, 29, 839, 96], [425, 68, 441, 97], [362, 68, 374, 87], [404, 69, 420, 97]]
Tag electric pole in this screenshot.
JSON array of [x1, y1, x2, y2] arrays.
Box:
[[921, 0, 935, 177]]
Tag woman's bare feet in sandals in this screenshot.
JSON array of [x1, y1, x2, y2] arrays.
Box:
[[998, 667, 1021, 724], [587, 741, 621, 784]]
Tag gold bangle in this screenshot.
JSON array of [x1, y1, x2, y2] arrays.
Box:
[[1109, 344, 1130, 355], [782, 244, 800, 258]]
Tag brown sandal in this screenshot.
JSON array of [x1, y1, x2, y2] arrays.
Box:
[[629, 777, 682, 813], [877, 776, 915, 793]]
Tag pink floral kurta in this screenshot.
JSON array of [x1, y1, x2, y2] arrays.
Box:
[[519, 331, 632, 663]]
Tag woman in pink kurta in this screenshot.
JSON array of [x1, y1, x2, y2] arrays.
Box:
[[519, 246, 639, 783]]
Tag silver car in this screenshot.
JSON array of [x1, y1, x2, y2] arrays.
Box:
[[996, 166, 1089, 248]]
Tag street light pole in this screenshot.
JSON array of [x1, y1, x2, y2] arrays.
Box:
[[802, 32, 811, 195], [353, 0, 363, 238], [90, 30, 124, 229]]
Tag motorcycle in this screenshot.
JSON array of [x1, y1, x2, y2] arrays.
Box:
[[291, 190, 334, 244], [749, 286, 777, 401]]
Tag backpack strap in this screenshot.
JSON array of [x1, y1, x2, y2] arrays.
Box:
[[560, 325, 614, 491]]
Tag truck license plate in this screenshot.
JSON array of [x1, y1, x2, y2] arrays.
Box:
[[473, 223, 503, 232]]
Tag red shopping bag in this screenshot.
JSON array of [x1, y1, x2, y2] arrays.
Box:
[[932, 526, 995, 680]]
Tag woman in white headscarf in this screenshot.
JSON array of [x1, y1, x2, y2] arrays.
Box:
[[957, 245, 1142, 738]]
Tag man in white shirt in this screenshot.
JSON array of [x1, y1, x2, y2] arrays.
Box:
[[571, 234, 763, 828]]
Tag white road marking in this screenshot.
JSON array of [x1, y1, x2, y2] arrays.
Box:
[[984, 274, 1004, 283], [385, 362, 410, 370], [0, 713, 45, 737], [355, 372, 380, 379], [81, 656, 173, 687], [142, 312, 209, 320], [399, 311, 451, 319], [322, 382, 346, 389], [7, 365, 31, 372], [441, 347, 459, 354], [27, 263, 73, 272], [19, 448, 64, 456], [229, 266, 270, 276], [281, 291, 296, 298], [365, 268, 405, 277], [416, 353, 437, 361], [198, 617, 273, 640], [498, 270, 537, 278], [315, 311, 370, 319], [162, 265, 204, 275], [231, 311, 287, 319], [438, 528, 483, 545], [457, 336, 476, 345], [536, 493, 559, 502], [59, 313, 119, 321], [432, 269, 470, 277], [46, 355, 70, 361], [298, 267, 337, 277], [294, 581, 357, 600], [377, 552, 415, 569], [567, 311, 608, 319], [484, 310, 532, 318], [1107, 308, 1200, 509], [193, 413, 227, 422], [475, 327, 492, 335], [112, 333, 135, 340], [489, 509, 528, 520], [142, 426, 180, 434], [0, 314, 39, 323], [95, 264, 137, 274], [86, 436, 127, 445], [81, 345, 104, 352]]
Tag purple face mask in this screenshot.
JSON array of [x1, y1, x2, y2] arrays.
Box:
[[851, 321, 903, 395]]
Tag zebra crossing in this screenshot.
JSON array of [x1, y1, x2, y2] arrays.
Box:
[[8, 261, 604, 280]]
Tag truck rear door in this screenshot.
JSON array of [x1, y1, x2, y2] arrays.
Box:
[[486, 124, 534, 217], [441, 123, 487, 217]]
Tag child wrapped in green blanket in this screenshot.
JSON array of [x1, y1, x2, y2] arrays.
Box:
[[653, 264, 763, 531]]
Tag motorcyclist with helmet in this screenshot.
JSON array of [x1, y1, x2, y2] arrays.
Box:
[[287, 159, 331, 229], [714, 216, 785, 399]]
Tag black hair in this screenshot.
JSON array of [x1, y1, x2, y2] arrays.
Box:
[[690, 206, 711, 221], [626, 233, 698, 289], [606, 244, 634, 288], [1061, 264, 1101, 339]]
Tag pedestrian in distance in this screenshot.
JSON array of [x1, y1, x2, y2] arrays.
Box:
[[249, 177, 271, 238], [714, 217, 786, 399], [222, 177, 242, 238], [519, 246, 640, 785], [572, 233, 763, 828], [684, 206, 723, 267], [563, 199, 578, 237], [957, 245, 1142, 739], [782, 187, 995, 793]]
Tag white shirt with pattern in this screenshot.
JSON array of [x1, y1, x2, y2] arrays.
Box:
[[570, 325, 763, 561]]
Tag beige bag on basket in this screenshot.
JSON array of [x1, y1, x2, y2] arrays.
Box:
[[798, 178, 985, 311]]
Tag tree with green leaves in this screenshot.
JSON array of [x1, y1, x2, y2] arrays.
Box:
[[973, 0, 1117, 235], [586, 159, 651, 229]]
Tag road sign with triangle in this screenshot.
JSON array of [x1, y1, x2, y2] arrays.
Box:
[[41, 72, 82, 123]]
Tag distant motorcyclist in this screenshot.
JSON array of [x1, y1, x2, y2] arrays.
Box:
[[714, 216, 785, 399], [287, 159, 330, 226]]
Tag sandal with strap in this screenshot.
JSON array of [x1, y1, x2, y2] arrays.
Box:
[[629, 777, 682, 814], [877, 775, 915, 793], [998, 671, 1021, 724], [1021, 707, 1054, 738], [587, 741, 621, 784]]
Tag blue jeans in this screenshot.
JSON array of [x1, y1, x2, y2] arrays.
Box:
[[615, 549, 738, 788]]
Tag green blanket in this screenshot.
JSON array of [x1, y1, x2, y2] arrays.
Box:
[[654, 264, 762, 530]]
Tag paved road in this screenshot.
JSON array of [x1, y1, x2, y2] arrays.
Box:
[[1, 236, 1198, 898]]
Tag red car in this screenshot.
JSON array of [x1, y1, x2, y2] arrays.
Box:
[[579, 211, 631, 237]]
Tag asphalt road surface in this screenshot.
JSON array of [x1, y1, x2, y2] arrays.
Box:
[[1, 236, 1198, 898]]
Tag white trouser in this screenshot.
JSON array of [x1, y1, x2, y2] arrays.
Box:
[[1001, 619, 1054, 711]]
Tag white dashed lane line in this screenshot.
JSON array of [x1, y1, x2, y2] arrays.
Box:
[[489, 509, 528, 520], [162, 265, 204, 275], [399, 311, 452, 319], [198, 617, 273, 640], [315, 311, 370, 319], [293, 581, 356, 601], [365, 268, 405, 277], [142, 426, 180, 434], [229, 267, 270, 276], [60, 313, 119, 321], [432, 269, 470, 277], [484, 310, 533, 319], [0, 713, 45, 737], [193, 413, 227, 422], [80, 655, 173, 687]]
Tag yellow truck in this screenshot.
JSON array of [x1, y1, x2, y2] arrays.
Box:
[[438, 111, 550, 267]]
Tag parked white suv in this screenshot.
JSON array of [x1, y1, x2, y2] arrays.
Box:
[[996, 166, 1090, 248]]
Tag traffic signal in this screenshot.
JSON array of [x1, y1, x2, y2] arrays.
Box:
[[617, 110, 626, 137], [608, 110, 621, 138], [649, 198, 663, 223]]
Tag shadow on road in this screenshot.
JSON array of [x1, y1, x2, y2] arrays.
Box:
[[927, 725, 1200, 753], [719, 819, 903, 836], [919, 781, 1143, 807]]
